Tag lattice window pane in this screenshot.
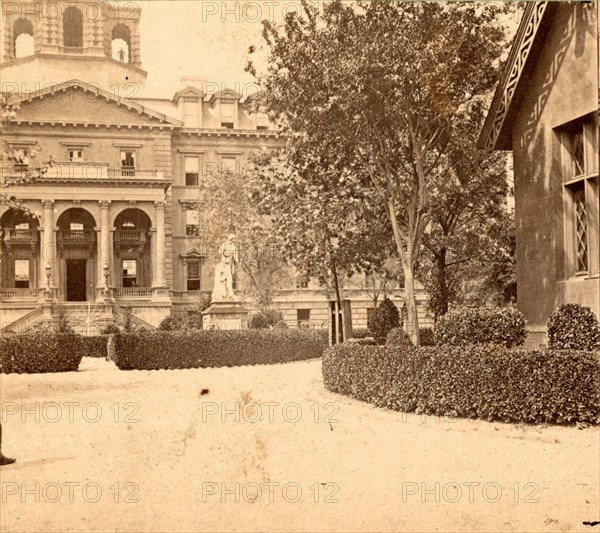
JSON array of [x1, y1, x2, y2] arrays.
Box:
[[572, 130, 584, 177], [574, 186, 588, 272]]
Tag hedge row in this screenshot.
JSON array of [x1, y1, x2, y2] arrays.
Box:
[[322, 343, 600, 425], [0, 332, 84, 374], [434, 307, 526, 348], [114, 329, 329, 370]]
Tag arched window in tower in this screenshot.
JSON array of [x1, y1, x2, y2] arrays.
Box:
[[63, 7, 83, 49], [14, 19, 34, 58], [111, 24, 131, 63]]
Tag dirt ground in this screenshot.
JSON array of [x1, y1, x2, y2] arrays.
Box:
[[0, 357, 598, 533]]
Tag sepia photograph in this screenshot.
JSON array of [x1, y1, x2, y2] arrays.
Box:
[[0, 0, 599, 531]]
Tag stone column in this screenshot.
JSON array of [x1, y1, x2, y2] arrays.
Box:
[[154, 201, 167, 288], [99, 201, 111, 293], [41, 200, 56, 289]]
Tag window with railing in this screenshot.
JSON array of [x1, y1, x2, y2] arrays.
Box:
[[12, 148, 30, 172], [122, 260, 137, 288], [120, 151, 136, 176], [68, 149, 84, 162]]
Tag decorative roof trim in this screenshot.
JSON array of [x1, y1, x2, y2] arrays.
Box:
[[478, 2, 551, 151]]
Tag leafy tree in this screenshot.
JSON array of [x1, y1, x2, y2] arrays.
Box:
[[193, 167, 291, 310], [248, 0, 508, 344], [249, 146, 393, 339], [1, 93, 51, 208], [419, 107, 514, 318]]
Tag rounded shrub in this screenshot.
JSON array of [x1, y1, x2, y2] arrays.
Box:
[[249, 309, 285, 329], [434, 306, 526, 348], [419, 328, 435, 347], [369, 298, 400, 344], [547, 304, 600, 351], [386, 327, 413, 348], [159, 316, 186, 331]]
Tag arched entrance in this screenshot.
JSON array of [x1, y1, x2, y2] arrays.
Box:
[[56, 208, 97, 302], [0, 208, 40, 296], [113, 209, 152, 291]]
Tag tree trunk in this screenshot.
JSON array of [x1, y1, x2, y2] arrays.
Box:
[[331, 257, 343, 344], [402, 260, 420, 346], [437, 247, 449, 317]]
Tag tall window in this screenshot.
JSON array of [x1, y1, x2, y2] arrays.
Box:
[[185, 210, 198, 236], [111, 24, 131, 63], [185, 157, 199, 186], [14, 259, 30, 288], [561, 115, 598, 276], [122, 260, 137, 287], [12, 148, 30, 172], [256, 111, 269, 131], [187, 261, 201, 291], [221, 157, 237, 175], [297, 309, 311, 328], [63, 7, 83, 48], [184, 101, 199, 128], [120, 151, 136, 176], [14, 18, 34, 58], [220, 102, 235, 129]]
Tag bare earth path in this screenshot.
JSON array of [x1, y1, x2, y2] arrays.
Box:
[[0, 357, 598, 533]]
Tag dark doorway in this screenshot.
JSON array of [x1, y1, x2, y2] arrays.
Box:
[[66, 259, 87, 301]]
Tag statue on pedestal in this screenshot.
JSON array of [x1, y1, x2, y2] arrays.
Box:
[[211, 234, 238, 302]]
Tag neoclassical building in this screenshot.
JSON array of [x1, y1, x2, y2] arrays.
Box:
[[479, 2, 599, 344], [0, 0, 423, 334]]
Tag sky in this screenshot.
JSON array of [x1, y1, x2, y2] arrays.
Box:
[[137, 0, 306, 97], [135, 0, 519, 98]]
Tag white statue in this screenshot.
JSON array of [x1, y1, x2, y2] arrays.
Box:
[[211, 234, 239, 302]]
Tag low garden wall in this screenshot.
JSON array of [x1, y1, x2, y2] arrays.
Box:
[[322, 343, 600, 425]]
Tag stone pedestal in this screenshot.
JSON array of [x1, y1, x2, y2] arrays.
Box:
[[202, 301, 249, 330]]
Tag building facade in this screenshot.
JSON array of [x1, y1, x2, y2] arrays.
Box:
[[479, 2, 599, 344], [0, 0, 428, 334]]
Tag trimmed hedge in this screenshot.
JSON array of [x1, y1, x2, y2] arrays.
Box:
[[386, 327, 413, 348], [547, 304, 600, 351], [113, 329, 328, 370], [434, 307, 526, 348], [322, 343, 600, 425], [248, 310, 285, 329], [0, 332, 84, 374]]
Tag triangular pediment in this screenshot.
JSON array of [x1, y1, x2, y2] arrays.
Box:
[[9, 80, 182, 128], [207, 88, 242, 104], [174, 87, 205, 102], [181, 248, 206, 259]]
